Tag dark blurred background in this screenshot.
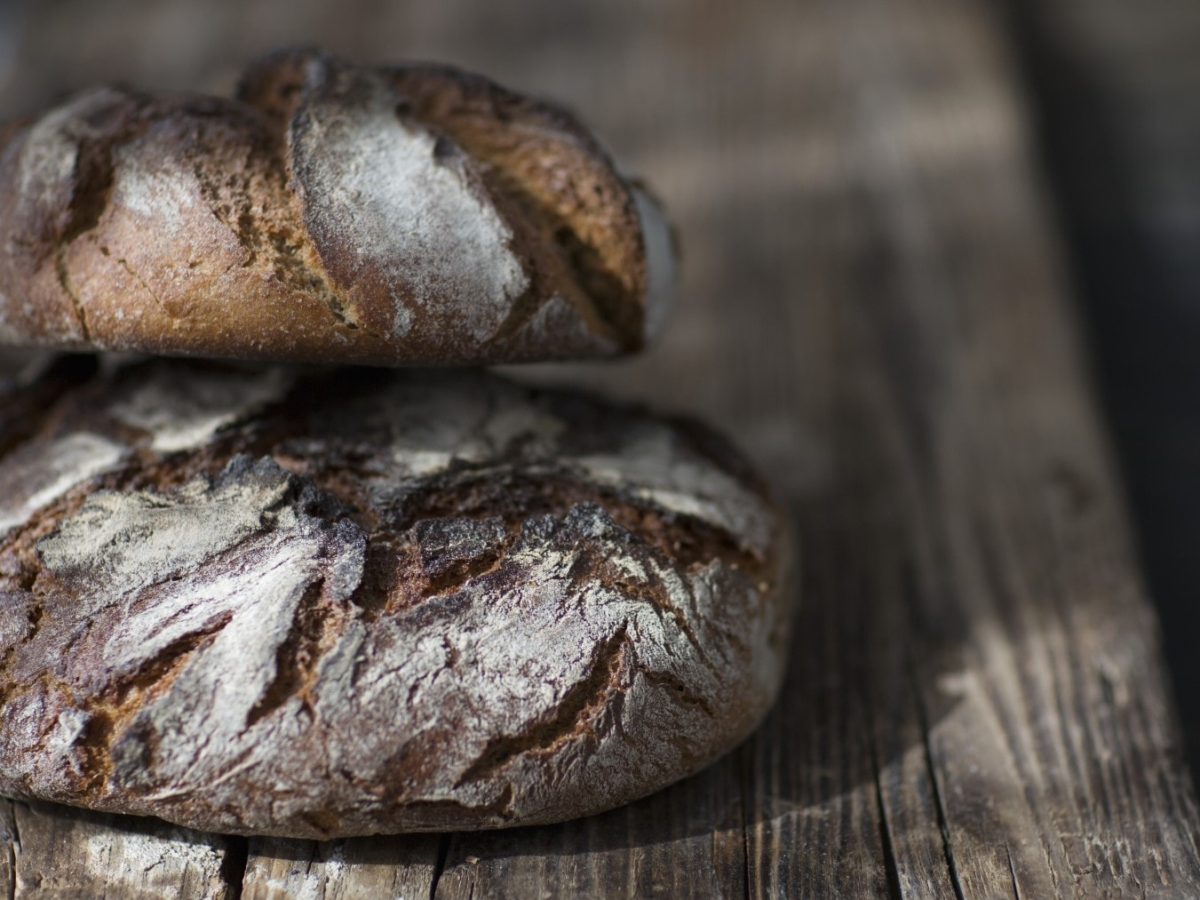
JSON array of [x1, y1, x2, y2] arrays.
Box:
[[1, 0, 1198, 774]]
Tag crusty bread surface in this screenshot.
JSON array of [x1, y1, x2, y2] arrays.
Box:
[[0, 49, 674, 366], [0, 358, 788, 838]]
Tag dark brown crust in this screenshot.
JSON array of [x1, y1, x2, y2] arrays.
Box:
[[0, 360, 789, 838], [0, 49, 674, 366]]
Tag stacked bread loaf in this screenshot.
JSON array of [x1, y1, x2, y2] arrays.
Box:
[[0, 50, 792, 838]]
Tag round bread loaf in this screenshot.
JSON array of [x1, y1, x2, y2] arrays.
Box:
[[0, 49, 674, 366], [0, 358, 791, 837]]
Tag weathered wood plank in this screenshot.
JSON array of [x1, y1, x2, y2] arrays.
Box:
[[742, 522, 897, 899], [433, 752, 747, 899], [1005, 0, 1200, 773], [769, 0, 1200, 894], [241, 835, 438, 900], [6, 800, 237, 898]]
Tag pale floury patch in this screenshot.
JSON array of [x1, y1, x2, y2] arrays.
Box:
[[0, 432, 125, 532], [295, 71, 529, 342], [109, 366, 293, 452]]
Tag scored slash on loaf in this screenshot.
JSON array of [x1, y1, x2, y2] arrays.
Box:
[[0, 358, 791, 838], [0, 49, 675, 366]]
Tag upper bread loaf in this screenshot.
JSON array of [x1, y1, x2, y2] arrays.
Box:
[[0, 49, 675, 365]]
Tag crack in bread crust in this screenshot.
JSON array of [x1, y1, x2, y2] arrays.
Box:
[[454, 625, 633, 788]]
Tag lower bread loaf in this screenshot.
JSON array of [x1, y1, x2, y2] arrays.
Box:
[[0, 358, 792, 838]]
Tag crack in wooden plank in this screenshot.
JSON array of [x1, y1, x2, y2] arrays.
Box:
[[870, 739, 905, 900], [217, 835, 248, 900], [1006, 842, 1023, 900], [908, 660, 966, 900], [429, 833, 451, 900], [969, 509, 1077, 894], [5, 801, 17, 900], [737, 741, 754, 900]]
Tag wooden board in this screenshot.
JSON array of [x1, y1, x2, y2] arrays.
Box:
[[2, 0, 1199, 896], [1, 799, 237, 898], [1005, 0, 1200, 771]]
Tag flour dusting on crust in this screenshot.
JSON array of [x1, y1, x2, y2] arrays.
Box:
[[293, 69, 528, 342], [110, 365, 293, 452], [0, 432, 125, 532]]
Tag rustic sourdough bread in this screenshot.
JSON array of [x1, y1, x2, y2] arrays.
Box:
[[0, 358, 790, 837], [0, 49, 674, 365]]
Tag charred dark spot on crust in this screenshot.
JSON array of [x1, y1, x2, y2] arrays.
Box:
[[348, 535, 401, 616], [431, 134, 456, 162]]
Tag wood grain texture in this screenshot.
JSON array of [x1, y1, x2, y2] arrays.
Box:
[[763, 2, 1200, 893], [1, 0, 1199, 896], [432, 751, 748, 899], [3, 800, 237, 898], [241, 836, 438, 900], [1005, 0, 1200, 774]]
